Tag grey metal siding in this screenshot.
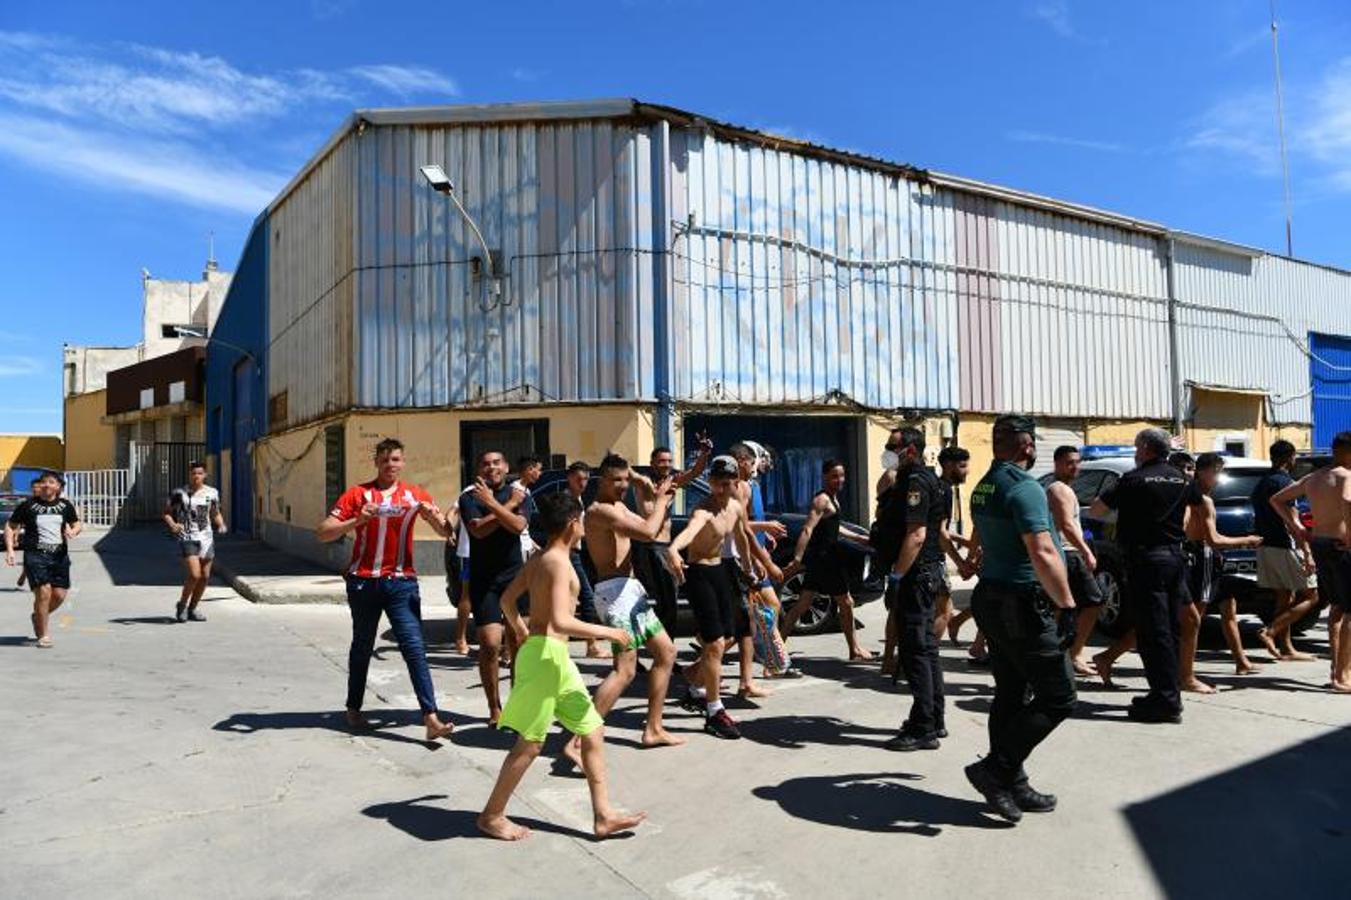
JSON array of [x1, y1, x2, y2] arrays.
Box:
[[268, 134, 355, 426], [668, 129, 958, 411], [352, 120, 654, 408], [1175, 244, 1351, 424]]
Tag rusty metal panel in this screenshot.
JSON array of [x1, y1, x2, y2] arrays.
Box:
[[267, 133, 355, 427], [668, 128, 958, 412], [1174, 242, 1351, 424]]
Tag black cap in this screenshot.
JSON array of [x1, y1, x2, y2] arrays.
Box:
[[993, 414, 1037, 439], [709, 455, 739, 479]]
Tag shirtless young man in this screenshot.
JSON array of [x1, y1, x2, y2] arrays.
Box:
[[1269, 431, 1351, 692], [1046, 447, 1104, 676], [1179, 454, 1263, 694], [479, 492, 646, 842], [667, 456, 761, 739], [579, 453, 684, 750], [629, 435, 712, 632]]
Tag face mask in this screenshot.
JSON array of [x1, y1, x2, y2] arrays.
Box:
[[881, 450, 900, 470], [1023, 452, 1038, 472]]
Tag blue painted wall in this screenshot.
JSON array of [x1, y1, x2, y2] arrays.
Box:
[[1311, 332, 1351, 451], [206, 215, 269, 534]]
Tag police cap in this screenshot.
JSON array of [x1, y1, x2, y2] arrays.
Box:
[[993, 414, 1037, 439]]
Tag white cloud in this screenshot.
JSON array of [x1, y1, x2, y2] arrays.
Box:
[[0, 113, 287, 214], [0, 30, 458, 213], [1224, 26, 1273, 60], [1303, 60, 1351, 188], [1030, 0, 1076, 39], [0, 357, 42, 377], [1007, 130, 1126, 153], [510, 67, 542, 83], [349, 64, 458, 98]]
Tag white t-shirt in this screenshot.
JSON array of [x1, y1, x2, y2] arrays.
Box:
[[169, 485, 220, 549]]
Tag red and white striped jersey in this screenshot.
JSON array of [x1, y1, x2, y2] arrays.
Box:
[[330, 481, 433, 578]]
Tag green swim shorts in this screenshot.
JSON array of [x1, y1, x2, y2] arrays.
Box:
[[593, 577, 666, 653], [499, 635, 603, 743]]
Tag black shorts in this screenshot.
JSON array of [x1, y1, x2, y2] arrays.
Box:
[[802, 552, 849, 596], [1065, 551, 1104, 608], [443, 543, 465, 604], [1184, 542, 1216, 607], [1311, 538, 1351, 610], [719, 559, 753, 638], [469, 564, 524, 628], [23, 549, 71, 590], [686, 562, 741, 642]]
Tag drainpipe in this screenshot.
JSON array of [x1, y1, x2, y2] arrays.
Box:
[[1165, 235, 1184, 437], [652, 119, 675, 450]]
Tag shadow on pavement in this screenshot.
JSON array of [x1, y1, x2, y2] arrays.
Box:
[[739, 715, 895, 750], [91, 527, 199, 587], [0, 635, 33, 646], [1124, 724, 1351, 896], [361, 793, 605, 842], [954, 696, 1128, 722], [753, 772, 1014, 835], [212, 710, 457, 749], [109, 616, 179, 626]]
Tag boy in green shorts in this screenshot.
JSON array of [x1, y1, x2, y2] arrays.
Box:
[[478, 491, 647, 842]]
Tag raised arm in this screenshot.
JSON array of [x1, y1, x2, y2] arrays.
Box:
[[673, 447, 711, 489], [598, 486, 673, 541], [466, 480, 527, 537]]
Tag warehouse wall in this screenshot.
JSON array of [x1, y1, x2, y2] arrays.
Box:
[[62, 389, 117, 471], [0, 434, 63, 471]]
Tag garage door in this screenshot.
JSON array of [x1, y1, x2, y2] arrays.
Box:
[[1031, 421, 1086, 479]]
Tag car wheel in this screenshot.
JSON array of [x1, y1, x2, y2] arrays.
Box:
[[1093, 557, 1132, 640], [777, 573, 837, 636]]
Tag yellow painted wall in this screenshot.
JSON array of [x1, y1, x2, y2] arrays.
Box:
[[0, 434, 63, 471], [256, 405, 653, 541], [62, 389, 116, 470], [1084, 419, 1168, 445], [1186, 388, 1313, 457], [218, 448, 232, 523]]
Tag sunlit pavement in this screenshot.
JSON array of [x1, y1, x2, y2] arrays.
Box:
[[2, 529, 1348, 899]]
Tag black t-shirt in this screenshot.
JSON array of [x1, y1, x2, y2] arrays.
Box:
[[459, 484, 524, 578], [1250, 469, 1295, 549], [1099, 460, 1203, 548], [9, 497, 79, 553], [879, 466, 946, 567]]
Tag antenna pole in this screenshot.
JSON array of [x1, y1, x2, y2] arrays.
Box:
[[1270, 0, 1294, 257]]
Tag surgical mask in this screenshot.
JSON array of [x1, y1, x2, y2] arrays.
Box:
[[1023, 452, 1038, 472], [881, 449, 900, 470]]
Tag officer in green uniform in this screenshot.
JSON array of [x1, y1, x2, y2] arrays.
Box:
[[965, 414, 1078, 824]]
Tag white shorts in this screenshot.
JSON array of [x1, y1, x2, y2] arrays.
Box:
[[593, 577, 664, 649], [1256, 546, 1317, 592]]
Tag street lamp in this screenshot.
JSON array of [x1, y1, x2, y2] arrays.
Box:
[[418, 164, 503, 306]]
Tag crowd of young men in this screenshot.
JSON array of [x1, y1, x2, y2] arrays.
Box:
[[9, 419, 1348, 837]]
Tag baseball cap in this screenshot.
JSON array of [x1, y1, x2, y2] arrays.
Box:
[[993, 414, 1037, 439], [709, 455, 739, 479]]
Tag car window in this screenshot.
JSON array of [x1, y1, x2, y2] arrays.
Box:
[[1071, 471, 1109, 505], [1212, 470, 1265, 503]]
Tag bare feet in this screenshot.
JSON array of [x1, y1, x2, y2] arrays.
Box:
[[1072, 657, 1096, 677], [424, 715, 455, 741], [946, 620, 962, 647], [737, 682, 771, 699], [1331, 681, 1351, 694], [640, 728, 687, 748], [1182, 678, 1217, 695], [594, 810, 647, 839], [849, 647, 874, 661], [562, 736, 585, 771], [345, 709, 374, 731], [1281, 649, 1316, 662], [477, 812, 531, 841], [456, 640, 471, 656], [1254, 628, 1281, 659], [1235, 661, 1260, 675], [1092, 651, 1115, 688], [488, 707, 502, 728]]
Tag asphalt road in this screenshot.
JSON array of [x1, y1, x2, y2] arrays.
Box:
[[2, 529, 1348, 899]]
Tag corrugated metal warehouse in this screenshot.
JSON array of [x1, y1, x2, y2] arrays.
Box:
[[205, 98, 1351, 570]]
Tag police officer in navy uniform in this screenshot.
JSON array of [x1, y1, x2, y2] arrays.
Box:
[[878, 426, 948, 751], [965, 414, 1077, 823], [1090, 427, 1204, 723]]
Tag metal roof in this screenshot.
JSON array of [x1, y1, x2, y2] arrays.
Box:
[[262, 97, 1348, 281]]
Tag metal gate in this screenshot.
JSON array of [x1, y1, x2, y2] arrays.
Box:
[[130, 442, 207, 520], [63, 469, 132, 527], [1311, 332, 1351, 451]]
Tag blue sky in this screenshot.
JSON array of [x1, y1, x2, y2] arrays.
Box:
[[2, 0, 1349, 436]]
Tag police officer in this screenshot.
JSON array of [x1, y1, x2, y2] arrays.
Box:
[[1089, 427, 1203, 723], [965, 414, 1077, 824], [876, 426, 948, 751]]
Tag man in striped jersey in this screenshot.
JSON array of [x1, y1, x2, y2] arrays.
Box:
[[318, 437, 456, 742]]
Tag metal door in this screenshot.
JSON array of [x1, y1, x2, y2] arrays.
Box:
[[232, 359, 255, 534], [1310, 332, 1351, 451]]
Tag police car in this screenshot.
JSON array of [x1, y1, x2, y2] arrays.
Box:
[[1040, 449, 1289, 637]]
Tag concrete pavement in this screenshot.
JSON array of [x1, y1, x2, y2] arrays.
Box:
[[2, 528, 1348, 899]]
